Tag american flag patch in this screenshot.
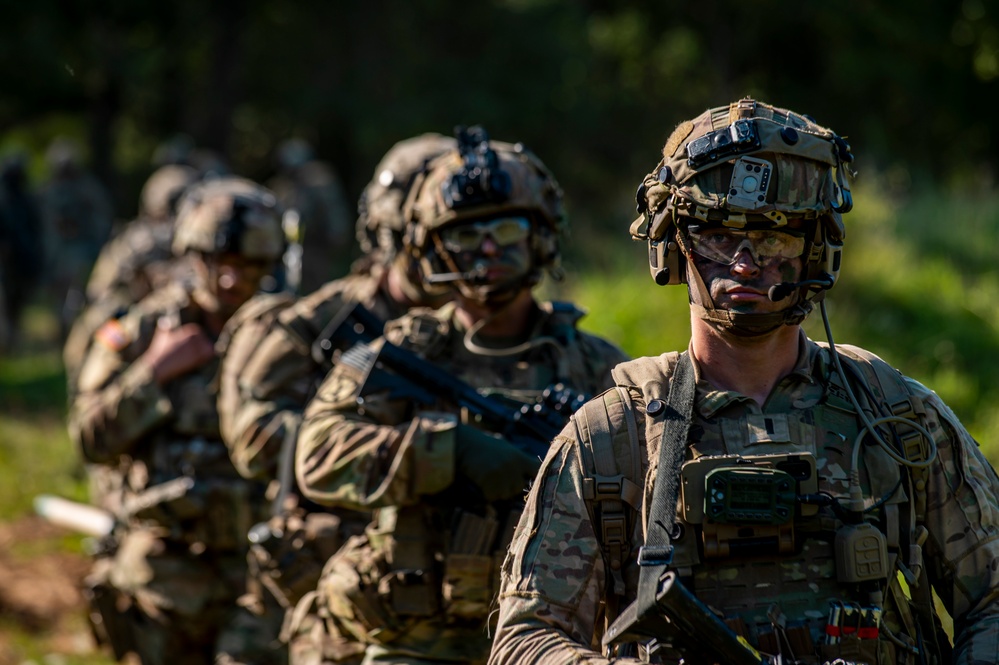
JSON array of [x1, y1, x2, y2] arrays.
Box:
[[95, 319, 129, 351]]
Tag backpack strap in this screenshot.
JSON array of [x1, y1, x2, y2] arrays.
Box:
[[634, 351, 695, 620], [575, 386, 641, 598], [573, 352, 681, 625]]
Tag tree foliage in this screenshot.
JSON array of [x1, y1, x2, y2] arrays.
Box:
[[2, 1, 996, 224]]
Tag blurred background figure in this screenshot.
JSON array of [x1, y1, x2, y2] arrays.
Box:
[[0, 151, 44, 352], [267, 138, 353, 294], [38, 136, 114, 339], [153, 133, 231, 180], [63, 163, 201, 395]]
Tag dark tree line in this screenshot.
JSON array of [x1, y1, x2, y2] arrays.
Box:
[[3, 1, 997, 229]]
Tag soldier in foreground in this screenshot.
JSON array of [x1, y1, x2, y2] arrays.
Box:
[[69, 178, 287, 664], [490, 99, 999, 665], [215, 133, 456, 665], [293, 126, 629, 664]]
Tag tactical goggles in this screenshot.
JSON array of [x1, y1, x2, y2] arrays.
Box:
[[440, 216, 532, 252], [686, 225, 806, 267]]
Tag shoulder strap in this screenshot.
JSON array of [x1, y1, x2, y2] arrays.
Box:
[[575, 387, 642, 599], [635, 351, 695, 617]]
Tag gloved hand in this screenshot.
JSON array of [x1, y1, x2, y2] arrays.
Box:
[[454, 424, 541, 502]]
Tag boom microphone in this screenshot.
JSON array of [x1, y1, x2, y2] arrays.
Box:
[[423, 265, 489, 285], [768, 277, 834, 302]]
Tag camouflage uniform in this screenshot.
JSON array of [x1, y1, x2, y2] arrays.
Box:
[[295, 301, 628, 664], [216, 135, 458, 665], [491, 342, 999, 664], [69, 179, 286, 665], [292, 127, 630, 665], [215, 271, 415, 665], [64, 164, 201, 396], [70, 282, 281, 664], [490, 99, 999, 665]]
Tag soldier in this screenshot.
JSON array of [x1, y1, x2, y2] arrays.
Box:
[[268, 138, 354, 293], [490, 99, 999, 665], [64, 163, 201, 394], [214, 132, 457, 665], [292, 126, 630, 665], [38, 136, 114, 337], [69, 177, 288, 665]]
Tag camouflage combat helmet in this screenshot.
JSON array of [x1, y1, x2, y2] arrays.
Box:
[[632, 97, 855, 335], [172, 177, 285, 261], [404, 125, 565, 298], [356, 133, 457, 259], [140, 164, 200, 220]]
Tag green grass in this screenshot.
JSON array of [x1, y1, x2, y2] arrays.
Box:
[[0, 307, 114, 664]]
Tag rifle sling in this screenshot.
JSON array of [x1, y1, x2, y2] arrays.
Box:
[[635, 351, 694, 618]]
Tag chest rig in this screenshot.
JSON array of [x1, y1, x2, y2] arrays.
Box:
[[577, 345, 944, 664], [348, 302, 597, 628]]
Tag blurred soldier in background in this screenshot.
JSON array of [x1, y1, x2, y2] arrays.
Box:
[[215, 133, 456, 665], [154, 132, 231, 179], [0, 152, 44, 352], [64, 164, 201, 394], [38, 136, 114, 339], [69, 177, 287, 665], [268, 138, 354, 293], [291, 126, 629, 665]]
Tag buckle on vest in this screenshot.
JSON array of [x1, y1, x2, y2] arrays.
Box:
[[637, 545, 673, 566]]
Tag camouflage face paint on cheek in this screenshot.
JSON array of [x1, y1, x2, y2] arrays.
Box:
[[779, 261, 800, 283]]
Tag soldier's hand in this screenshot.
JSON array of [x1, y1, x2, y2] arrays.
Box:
[[142, 322, 215, 385], [454, 424, 541, 502]]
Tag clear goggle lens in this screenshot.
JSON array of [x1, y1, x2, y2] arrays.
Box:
[[440, 216, 532, 252], [686, 226, 805, 267]]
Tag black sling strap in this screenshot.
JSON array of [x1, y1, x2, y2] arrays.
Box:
[[635, 351, 695, 617]]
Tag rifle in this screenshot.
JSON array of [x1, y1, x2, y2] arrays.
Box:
[[316, 302, 586, 460], [34, 476, 196, 538], [603, 571, 771, 665], [34, 494, 114, 537]]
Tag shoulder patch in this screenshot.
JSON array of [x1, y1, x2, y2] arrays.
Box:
[[94, 318, 130, 352]]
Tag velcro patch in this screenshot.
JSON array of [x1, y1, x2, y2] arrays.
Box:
[[663, 121, 694, 159], [95, 319, 129, 352], [746, 414, 791, 444]]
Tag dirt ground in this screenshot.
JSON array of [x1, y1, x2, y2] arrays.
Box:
[[0, 515, 108, 664]]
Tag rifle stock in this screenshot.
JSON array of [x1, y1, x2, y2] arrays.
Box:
[[603, 571, 770, 665]]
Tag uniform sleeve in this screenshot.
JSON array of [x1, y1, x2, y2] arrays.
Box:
[[490, 429, 641, 665], [68, 325, 172, 464], [218, 316, 314, 480], [294, 355, 458, 511], [913, 382, 999, 662]]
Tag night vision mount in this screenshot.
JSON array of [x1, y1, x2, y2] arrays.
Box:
[[441, 125, 512, 210]]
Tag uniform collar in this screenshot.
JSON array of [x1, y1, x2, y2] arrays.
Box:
[[691, 329, 821, 418]]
